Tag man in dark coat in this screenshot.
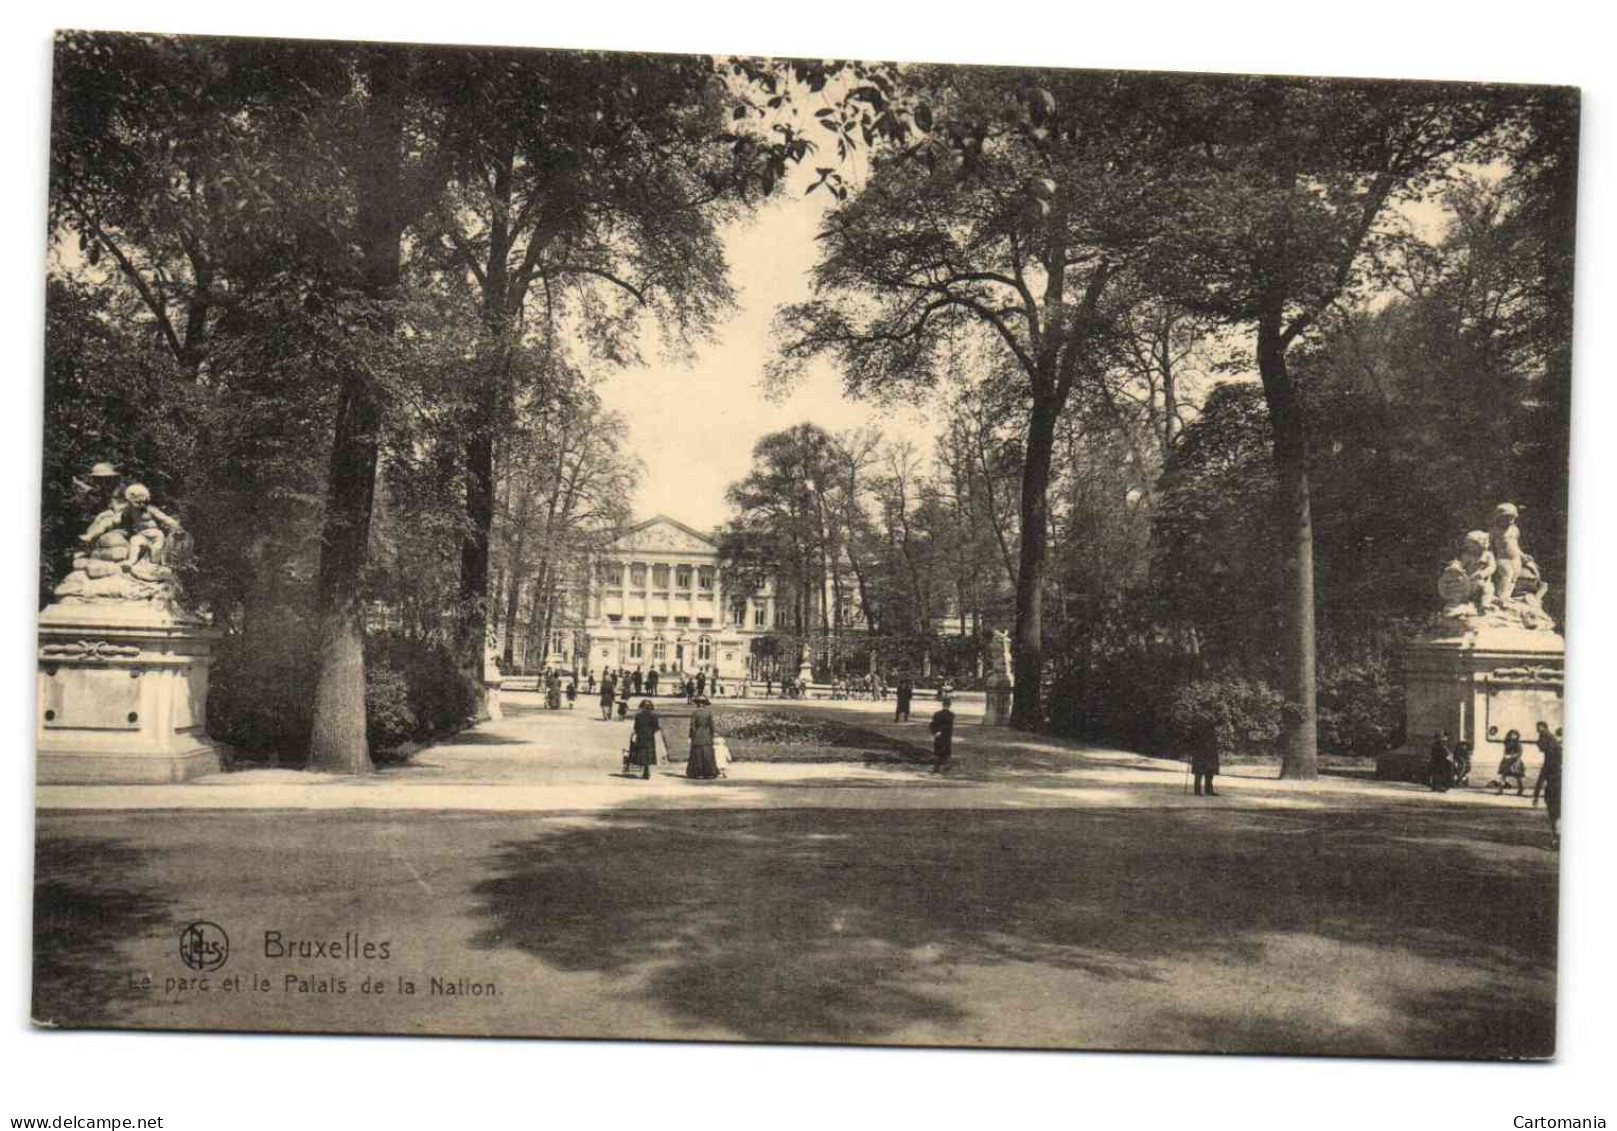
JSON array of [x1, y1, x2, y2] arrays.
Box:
[[599, 672, 616, 721], [1428, 731, 1454, 792], [647, 669, 659, 696], [929, 695, 956, 774], [895, 676, 914, 723], [696, 671, 706, 698], [1534, 721, 1563, 846], [1191, 718, 1221, 796]]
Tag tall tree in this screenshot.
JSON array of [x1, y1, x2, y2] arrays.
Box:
[[771, 67, 1168, 725], [495, 391, 639, 670], [415, 50, 751, 697], [1144, 75, 1526, 777], [718, 424, 857, 661]]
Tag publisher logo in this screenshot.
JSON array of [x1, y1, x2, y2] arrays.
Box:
[[178, 921, 229, 972]]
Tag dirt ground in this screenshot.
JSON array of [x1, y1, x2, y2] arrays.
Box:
[[34, 694, 1557, 1057]]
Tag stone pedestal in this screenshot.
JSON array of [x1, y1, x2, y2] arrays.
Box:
[[982, 676, 1013, 726], [1378, 621, 1564, 781], [36, 601, 229, 784]]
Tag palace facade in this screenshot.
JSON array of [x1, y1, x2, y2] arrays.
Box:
[[503, 515, 792, 680]]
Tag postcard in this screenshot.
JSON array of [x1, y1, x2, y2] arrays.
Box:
[[34, 30, 1574, 1057]]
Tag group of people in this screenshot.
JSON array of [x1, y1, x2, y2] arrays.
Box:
[[762, 675, 806, 699], [537, 669, 575, 710], [1428, 722, 1563, 843], [578, 666, 740, 711], [588, 666, 661, 700], [619, 696, 728, 782], [826, 673, 890, 700]]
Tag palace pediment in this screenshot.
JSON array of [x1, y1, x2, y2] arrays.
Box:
[[613, 515, 716, 556]]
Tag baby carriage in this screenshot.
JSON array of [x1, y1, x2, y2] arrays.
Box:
[[621, 730, 669, 775]]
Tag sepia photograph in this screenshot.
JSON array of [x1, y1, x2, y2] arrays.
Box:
[[8, 3, 1613, 1127]]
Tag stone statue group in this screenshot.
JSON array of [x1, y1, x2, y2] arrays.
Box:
[[1438, 502, 1554, 632], [53, 462, 185, 604]]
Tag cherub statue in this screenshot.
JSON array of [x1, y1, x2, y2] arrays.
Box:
[[1490, 503, 1524, 608], [1436, 502, 1553, 631], [1438, 531, 1496, 615], [1488, 502, 1550, 610], [53, 474, 185, 602], [118, 483, 183, 574]]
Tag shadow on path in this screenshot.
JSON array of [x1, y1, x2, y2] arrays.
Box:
[[469, 806, 1556, 1054], [437, 732, 535, 747], [33, 835, 177, 1027]]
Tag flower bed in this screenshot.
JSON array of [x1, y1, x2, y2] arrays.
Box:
[[703, 709, 928, 765]]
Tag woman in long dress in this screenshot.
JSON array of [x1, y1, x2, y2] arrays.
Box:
[[629, 699, 660, 780], [686, 696, 719, 779]]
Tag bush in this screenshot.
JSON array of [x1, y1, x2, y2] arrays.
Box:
[[1165, 676, 1293, 760], [208, 615, 319, 757], [1045, 647, 1199, 752], [367, 634, 478, 739], [364, 662, 418, 753], [1317, 658, 1405, 759], [209, 622, 476, 760]]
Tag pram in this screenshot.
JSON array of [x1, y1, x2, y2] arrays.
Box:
[[622, 730, 669, 775]]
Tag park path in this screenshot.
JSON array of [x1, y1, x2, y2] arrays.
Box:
[[34, 689, 1549, 822]]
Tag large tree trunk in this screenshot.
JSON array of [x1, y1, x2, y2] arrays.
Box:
[[308, 378, 382, 774], [1257, 312, 1319, 780], [307, 48, 407, 775], [537, 576, 559, 671], [1010, 393, 1059, 728], [459, 151, 516, 713], [526, 560, 552, 668], [500, 557, 525, 670], [460, 408, 496, 708]]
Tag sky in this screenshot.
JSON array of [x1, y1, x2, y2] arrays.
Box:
[[598, 152, 1484, 538], [598, 160, 936, 533]]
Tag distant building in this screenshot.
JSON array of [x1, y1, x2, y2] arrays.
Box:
[[498, 514, 795, 680]]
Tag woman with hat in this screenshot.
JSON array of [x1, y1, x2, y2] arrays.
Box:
[[628, 699, 661, 780], [686, 696, 719, 779]]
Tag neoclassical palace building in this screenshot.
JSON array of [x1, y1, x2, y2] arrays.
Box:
[[503, 515, 793, 680]]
